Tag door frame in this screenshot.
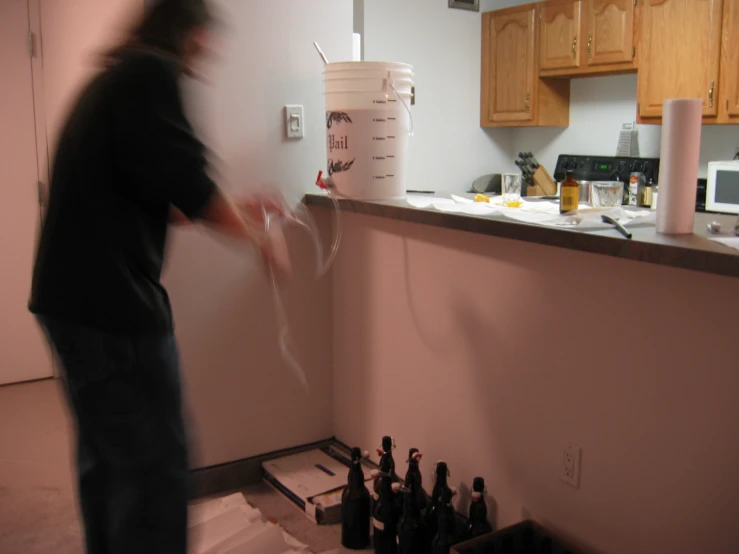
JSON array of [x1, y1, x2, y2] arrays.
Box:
[[27, 0, 58, 378]]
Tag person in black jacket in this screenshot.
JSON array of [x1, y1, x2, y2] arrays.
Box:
[[28, 1, 284, 553]]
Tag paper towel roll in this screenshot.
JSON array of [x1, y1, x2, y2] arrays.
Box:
[[352, 33, 361, 62], [656, 99, 703, 235]]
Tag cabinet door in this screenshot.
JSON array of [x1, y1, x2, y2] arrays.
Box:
[[485, 7, 536, 123], [585, 0, 634, 66], [638, 0, 723, 118], [722, 0, 739, 117], [539, 1, 583, 70]]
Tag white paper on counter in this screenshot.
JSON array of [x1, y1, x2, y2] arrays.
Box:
[[406, 194, 497, 215], [711, 236, 739, 252], [498, 204, 655, 230]]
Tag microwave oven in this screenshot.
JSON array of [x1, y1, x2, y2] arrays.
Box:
[[706, 161, 739, 214]]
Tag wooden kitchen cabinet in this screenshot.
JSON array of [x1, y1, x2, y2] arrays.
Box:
[[539, 1, 582, 70], [481, 4, 570, 127], [719, 0, 739, 122], [585, 0, 636, 68], [637, 0, 723, 120], [539, 0, 636, 76]]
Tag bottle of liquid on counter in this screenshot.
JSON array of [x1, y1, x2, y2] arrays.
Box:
[[341, 447, 371, 550], [629, 172, 644, 206], [559, 170, 579, 213], [641, 178, 654, 208]]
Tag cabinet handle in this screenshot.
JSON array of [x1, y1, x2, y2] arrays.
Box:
[[587, 36, 592, 58], [572, 36, 578, 59], [525, 93, 531, 111], [709, 80, 715, 108]]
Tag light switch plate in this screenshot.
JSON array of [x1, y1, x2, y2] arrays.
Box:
[[285, 105, 304, 139]]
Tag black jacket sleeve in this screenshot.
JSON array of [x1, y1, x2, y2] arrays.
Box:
[[112, 51, 216, 219]]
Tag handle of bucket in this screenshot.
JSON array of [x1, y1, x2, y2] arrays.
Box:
[[385, 71, 414, 137]]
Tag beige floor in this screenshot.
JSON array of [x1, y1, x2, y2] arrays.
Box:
[[0, 379, 352, 554]]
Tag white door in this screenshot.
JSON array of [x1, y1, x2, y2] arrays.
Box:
[[0, 0, 53, 385]]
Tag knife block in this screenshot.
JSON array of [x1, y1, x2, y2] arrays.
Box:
[[530, 166, 558, 196]]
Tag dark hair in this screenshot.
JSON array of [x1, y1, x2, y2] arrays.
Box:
[[132, 0, 214, 57]]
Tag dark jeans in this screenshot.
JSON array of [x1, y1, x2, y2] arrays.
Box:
[[38, 316, 189, 554]]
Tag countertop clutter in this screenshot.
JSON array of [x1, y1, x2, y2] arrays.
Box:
[[304, 193, 739, 280]]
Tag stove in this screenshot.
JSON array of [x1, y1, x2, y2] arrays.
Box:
[[552, 154, 706, 212], [553, 154, 661, 184]]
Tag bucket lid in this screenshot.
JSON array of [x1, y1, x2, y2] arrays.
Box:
[[325, 61, 413, 72], [324, 75, 415, 83]]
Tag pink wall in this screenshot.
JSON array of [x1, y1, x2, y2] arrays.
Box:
[[163, 217, 334, 468], [39, 0, 143, 153], [331, 212, 739, 554]]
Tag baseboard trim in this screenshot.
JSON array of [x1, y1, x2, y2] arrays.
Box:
[[189, 437, 336, 500]]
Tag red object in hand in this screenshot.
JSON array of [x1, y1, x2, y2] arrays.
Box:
[[316, 170, 327, 189]]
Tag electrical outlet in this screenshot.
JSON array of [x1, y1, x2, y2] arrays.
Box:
[[560, 444, 581, 488]]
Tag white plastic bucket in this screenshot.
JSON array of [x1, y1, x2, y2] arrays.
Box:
[[324, 69, 414, 81], [324, 62, 414, 200], [325, 77, 414, 94]]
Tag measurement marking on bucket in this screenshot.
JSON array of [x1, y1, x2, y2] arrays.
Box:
[[387, 155, 395, 159], [386, 175, 395, 178], [388, 117, 396, 121], [373, 118, 386, 122], [373, 156, 386, 160], [373, 100, 387, 104], [373, 137, 386, 141], [387, 136, 396, 139], [373, 176, 386, 180], [388, 99, 397, 103]]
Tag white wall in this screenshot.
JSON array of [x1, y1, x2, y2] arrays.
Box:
[[512, 74, 739, 178], [362, 0, 514, 192], [161, 0, 352, 468]]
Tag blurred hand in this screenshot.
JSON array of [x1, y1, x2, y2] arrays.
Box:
[[235, 192, 288, 226]]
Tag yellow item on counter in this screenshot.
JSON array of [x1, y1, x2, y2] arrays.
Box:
[[474, 194, 490, 203]]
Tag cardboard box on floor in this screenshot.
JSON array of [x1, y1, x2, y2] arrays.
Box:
[[451, 519, 589, 554], [262, 445, 375, 525]]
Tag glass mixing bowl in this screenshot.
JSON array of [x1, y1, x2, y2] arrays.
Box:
[[591, 181, 624, 208]]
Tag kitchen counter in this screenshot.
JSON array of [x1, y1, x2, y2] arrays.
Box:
[[304, 193, 739, 279]]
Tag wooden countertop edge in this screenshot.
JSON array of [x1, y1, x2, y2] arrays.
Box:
[[303, 194, 739, 280]]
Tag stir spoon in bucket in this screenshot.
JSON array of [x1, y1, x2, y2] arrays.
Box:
[[313, 42, 329, 65]]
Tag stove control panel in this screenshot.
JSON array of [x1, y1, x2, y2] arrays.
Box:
[[553, 155, 661, 184]]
